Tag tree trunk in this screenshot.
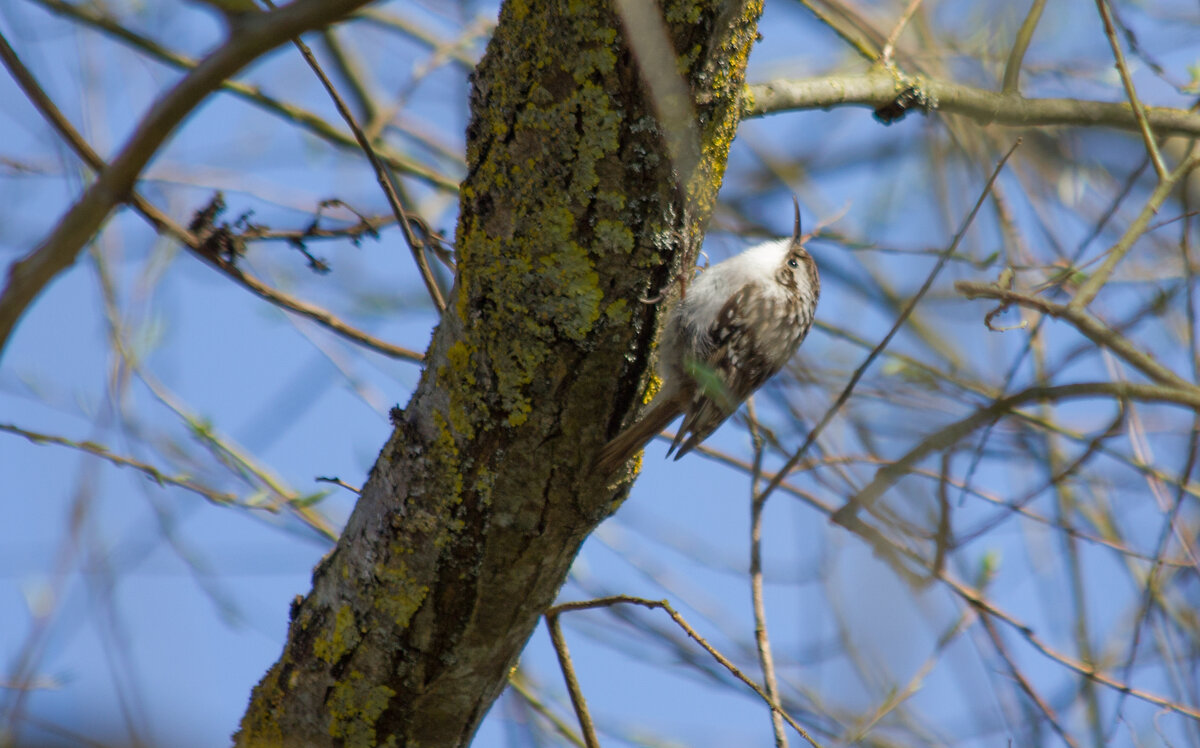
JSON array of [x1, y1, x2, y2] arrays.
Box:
[[235, 1, 763, 744]]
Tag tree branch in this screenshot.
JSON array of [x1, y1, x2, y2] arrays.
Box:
[[234, 2, 775, 744], [746, 71, 1200, 138], [836, 381, 1200, 521], [956, 282, 1195, 390], [0, 0, 377, 361], [0, 26, 423, 363]]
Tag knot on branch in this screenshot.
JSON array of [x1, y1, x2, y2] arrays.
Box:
[[874, 83, 937, 125]]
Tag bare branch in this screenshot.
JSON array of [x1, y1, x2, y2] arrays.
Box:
[[958, 282, 1194, 389], [1001, 0, 1047, 94], [547, 596, 824, 747], [839, 380, 1200, 520], [283, 25, 448, 312], [1094, 0, 1166, 178], [746, 72, 1200, 138], [544, 612, 602, 748], [0, 28, 424, 363], [0, 0, 378, 361], [1069, 149, 1200, 310]]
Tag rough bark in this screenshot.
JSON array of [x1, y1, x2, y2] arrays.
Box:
[[234, 1, 764, 745]]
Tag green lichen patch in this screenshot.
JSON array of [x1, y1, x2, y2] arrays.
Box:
[[235, 663, 286, 748], [536, 249, 603, 341], [313, 605, 360, 665], [447, 4, 641, 434], [375, 557, 430, 628], [427, 411, 466, 513], [594, 219, 634, 257], [327, 671, 395, 748]]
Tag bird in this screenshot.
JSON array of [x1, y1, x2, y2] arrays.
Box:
[[596, 198, 820, 475]]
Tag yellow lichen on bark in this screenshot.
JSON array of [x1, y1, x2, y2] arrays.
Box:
[[327, 672, 396, 748], [313, 605, 360, 665]]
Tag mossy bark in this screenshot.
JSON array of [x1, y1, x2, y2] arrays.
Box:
[[235, 1, 763, 745]]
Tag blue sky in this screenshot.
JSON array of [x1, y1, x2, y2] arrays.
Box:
[[3, 1, 1199, 746]]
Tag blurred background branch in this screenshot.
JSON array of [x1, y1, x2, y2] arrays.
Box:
[[2, 0, 1199, 746]]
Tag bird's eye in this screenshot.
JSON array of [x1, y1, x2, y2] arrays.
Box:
[[787, 258, 799, 268]]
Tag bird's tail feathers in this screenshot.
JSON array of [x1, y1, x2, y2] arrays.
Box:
[[595, 399, 683, 475]]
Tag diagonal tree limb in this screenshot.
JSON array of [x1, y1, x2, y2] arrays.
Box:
[[1068, 149, 1200, 310], [26, 0, 463, 189], [0, 26, 424, 363], [0, 0, 378, 361], [1094, 0, 1165, 179], [957, 282, 1195, 390], [836, 381, 1200, 522], [234, 3, 772, 744], [282, 22, 448, 312]]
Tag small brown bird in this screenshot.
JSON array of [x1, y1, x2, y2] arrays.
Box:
[[597, 199, 820, 474]]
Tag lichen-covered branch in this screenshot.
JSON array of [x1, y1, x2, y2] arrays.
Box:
[[234, 1, 765, 745]]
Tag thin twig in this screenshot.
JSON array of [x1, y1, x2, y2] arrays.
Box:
[[0, 0, 378, 361], [1069, 149, 1200, 310], [0, 423, 240, 508], [355, 6, 485, 69], [758, 139, 1021, 508], [506, 672, 588, 748], [212, 256, 426, 361], [959, 282, 1192, 389], [1033, 339, 1105, 742], [1094, 0, 1166, 179], [545, 612, 602, 748], [879, 0, 924, 63], [281, 15, 448, 313], [318, 27, 378, 126], [1001, 0, 1047, 94], [365, 14, 492, 142], [977, 611, 1082, 748], [846, 607, 976, 742], [794, 0, 881, 62], [746, 399, 787, 748], [314, 476, 362, 495], [547, 596, 824, 747]]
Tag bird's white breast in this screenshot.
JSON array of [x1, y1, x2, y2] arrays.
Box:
[[679, 238, 794, 329]]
